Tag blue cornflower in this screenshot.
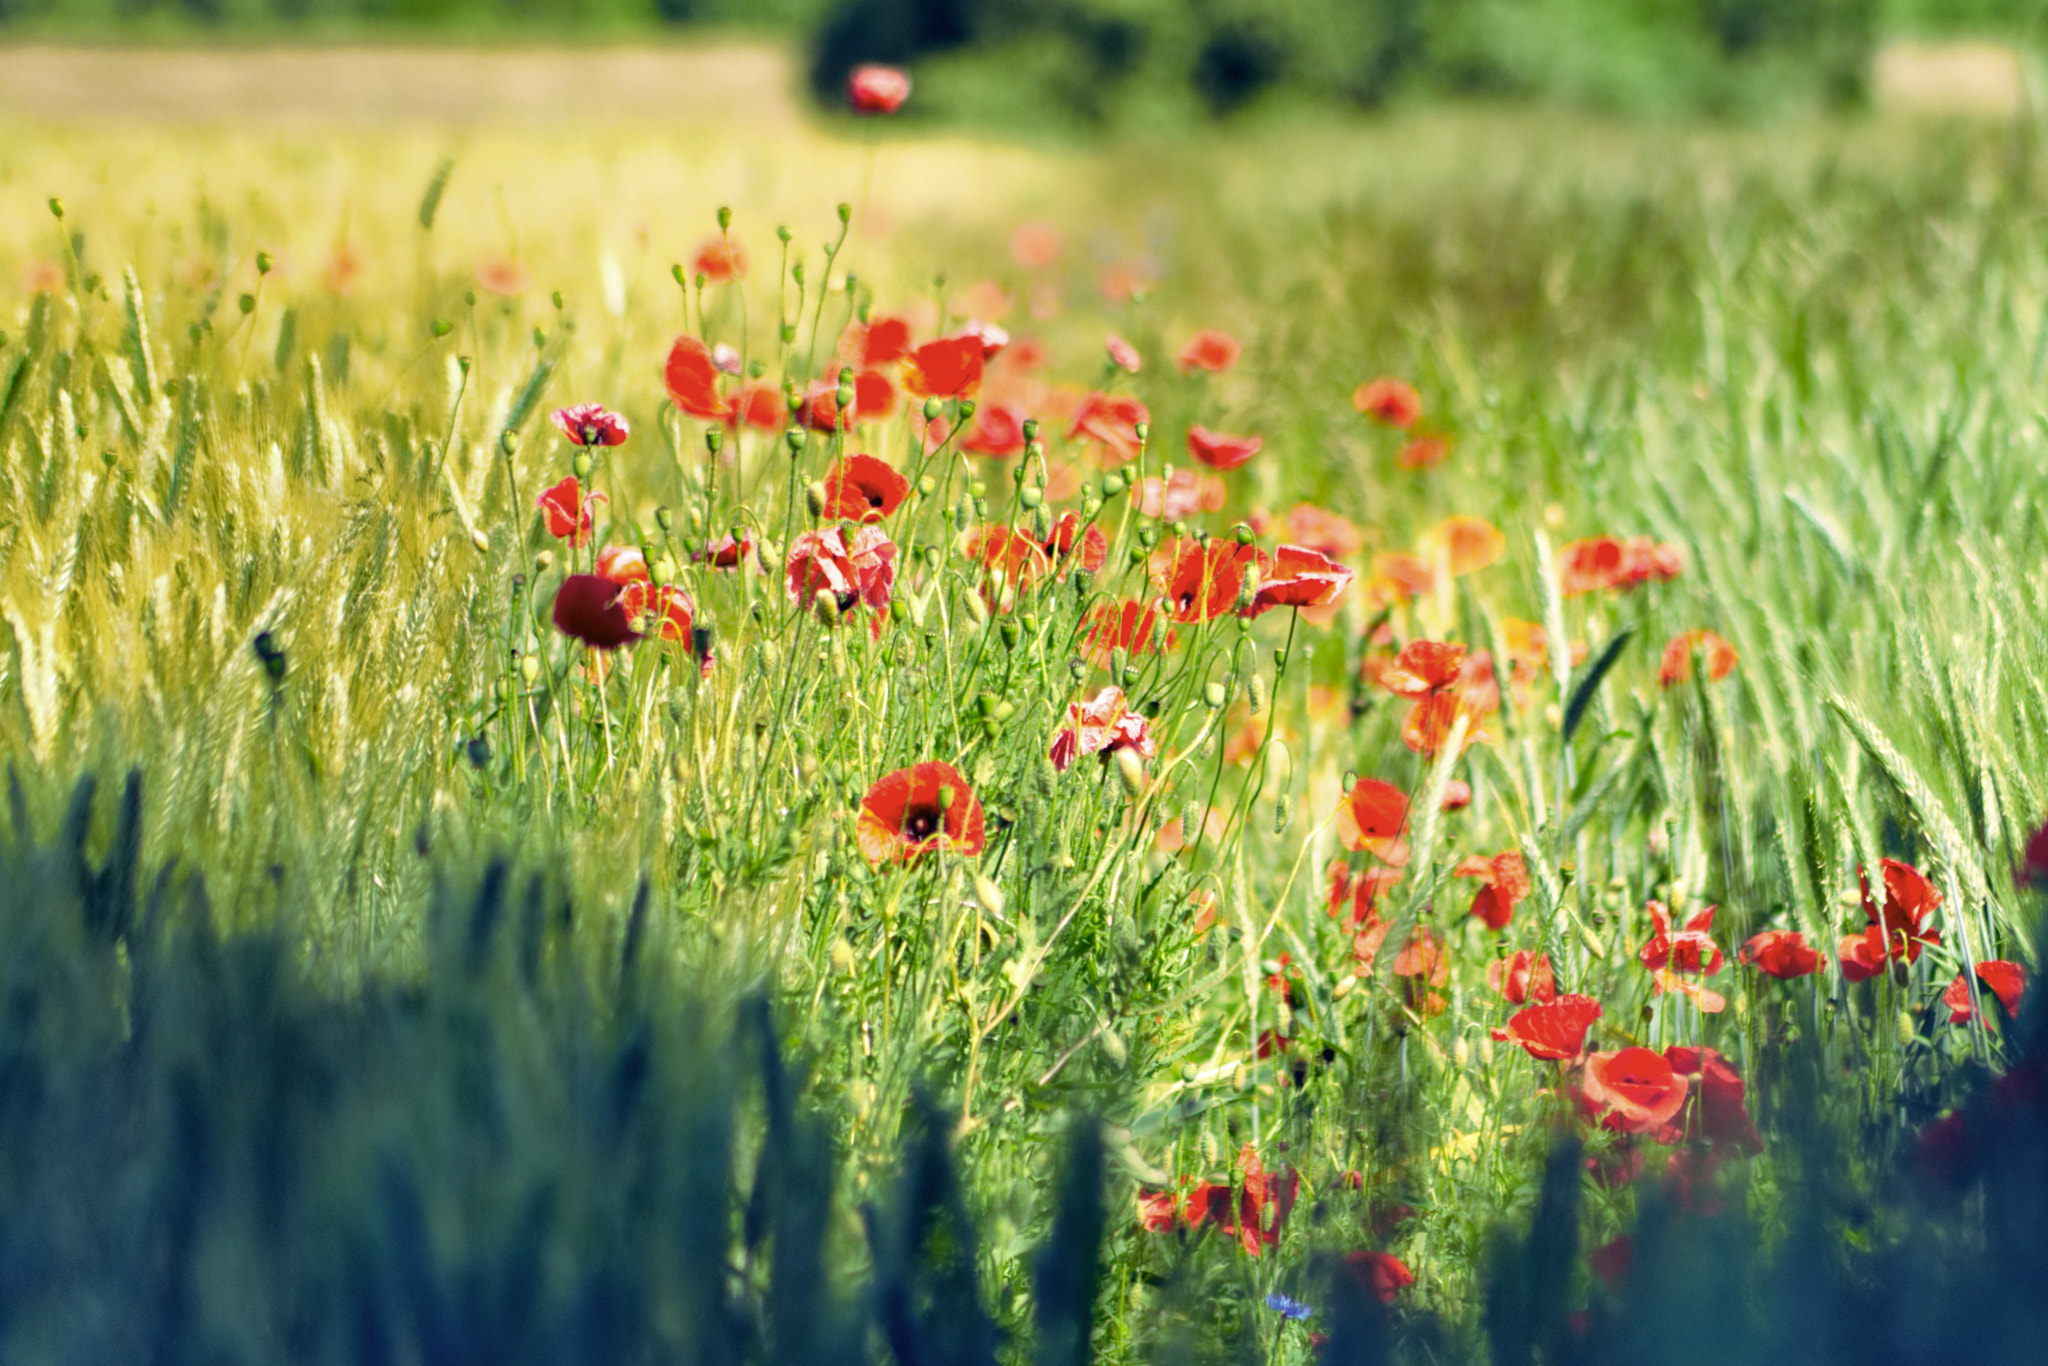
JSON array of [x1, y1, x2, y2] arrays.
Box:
[[1263, 1292, 1313, 1321]]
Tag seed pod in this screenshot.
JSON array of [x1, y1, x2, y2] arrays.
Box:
[[923, 397, 943, 421], [1101, 473, 1126, 498], [1180, 795, 1202, 841], [1248, 671, 1268, 715], [1019, 486, 1043, 510], [521, 654, 540, 684], [571, 450, 594, 479]]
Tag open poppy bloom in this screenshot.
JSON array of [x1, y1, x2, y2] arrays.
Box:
[[841, 315, 914, 368], [1136, 1189, 1180, 1232], [1281, 503, 1362, 560], [847, 63, 912, 114], [1067, 391, 1150, 464], [1043, 513, 1108, 577], [820, 454, 910, 523], [1456, 852, 1531, 930], [1583, 1047, 1690, 1134], [551, 402, 630, 448], [1343, 1251, 1415, 1304], [1488, 949, 1556, 1005], [1639, 902, 1724, 976], [1187, 425, 1263, 470], [960, 527, 1053, 607], [1424, 515, 1504, 577], [1136, 469, 1228, 521], [725, 380, 784, 431], [855, 761, 985, 865], [1178, 328, 1241, 373], [958, 319, 1008, 361], [691, 236, 744, 283], [1944, 960, 2026, 1024], [1659, 629, 1738, 686], [1738, 929, 1821, 978], [1084, 598, 1176, 664], [1392, 928, 1449, 1014], [1491, 994, 1602, 1061], [1374, 639, 1493, 757], [552, 574, 641, 651], [784, 525, 897, 637], [537, 476, 605, 547], [1183, 1145, 1297, 1256], [1050, 686, 1156, 772], [701, 529, 754, 568], [1334, 778, 1410, 866], [1656, 1046, 1761, 1152], [1247, 545, 1352, 617], [1378, 640, 1466, 698], [961, 401, 1028, 457], [1152, 538, 1261, 623], [1106, 332, 1142, 372], [664, 335, 731, 420], [1557, 538, 1625, 595], [1649, 970, 1727, 1013], [1619, 536, 1684, 585], [902, 336, 985, 399], [1326, 859, 1402, 932], [1353, 377, 1422, 429], [599, 543, 690, 642], [1397, 435, 1451, 470], [1843, 859, 1944, 981], [799, 374, 896, 431]]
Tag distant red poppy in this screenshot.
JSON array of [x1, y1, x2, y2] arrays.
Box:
[[1738, 929, 1821, 979], [1106, 332, 1142, 373], [1011, 221, 1063, 268], [1353, 377, 1421, 429], [1326, 860, 1402, 932], [476, 255, 528, 296], [1456, 852, 1531, 930], [1391, 928, 1449, 1012], [664, 336, 731, 420], [902, 336, 985, 399], [1375, 639, 1493, 757], [855, 761, 985, 866], [1152, 538, 1260, 623], [1366, 552, 1435, 607], [1659, 629, 1738, 686], [960, 527, 1052, 602], [1398, 435, 1450, 470], [820, 454, 910, 523], [727, 380, 783, 431], [1424, 516, 1505, 576], [552, 573, 641, 651], [1282, 503, 1362, 560], [1050, 686, 1156, 772], [1619, 536, 1684, 585], [536, 476, 604, 547], [1491, 994, 1602, 1061], [847, 64, 912, 114], [691, 236, 745, 284], [841, 315, 914, 368], [959, 319, 1008, 360], [1187, 425, 1263, 470], [1183, 1145, 1297, 1256], [1043, 513, 1108, 576], [1658, 1046, 1761, 1153], [1440, 779, 1473, 811], [1582, 1047, 1689, 1134], [785, 525, 897, 635], [701, 530, 754, 568], [1944, 960, 2026, 1024], [1178, 329, 1240, 373], [551, 402, 630, 448], [1378, 640, 1466, 698], [1557, 538, 1624, 595], [1067, 391, 1150, 465], [799, 374, 897, 432], [1247, 545, 1353, 617], [1488, 949, 1556, 1005], [1639, 902, 1724, 976], [1588, 1236, 1634, 1290], [961, 401, 1028, 457], [1136, 470, 1227, 521], [1084, 598, 1176, 664], [1343, 1251, 1415, 1304], [1334, 778, 1410, 866]]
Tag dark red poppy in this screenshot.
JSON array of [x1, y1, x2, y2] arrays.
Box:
[[1334, 778, 1410, 866], [1353, 377, 1421, 429], [784, 525, 897, 636], [1588, 1236, 1634, 1290], [1187, 424, 1263, 470], [1657, 1046, 1761, 1153], [1639, 902, 1724, 976], [692, 236, 745, 283], [664, 336, 730, 420], [1738, 929, 1821, 979], [1326, 859, 1402, 932], [1066, 392, 1149, 465], [1659, 630, 1738, 686], [820, 454, 910, 523], [847, 64, 912, 114], [1178, 329, 1241, 373], [961, 400, 1028, 457], [1084, 598, 1176, 664], [1152, 538, 1260, 623], [550, 402, 630, 448], [841, 314, 913, 367], [2019, 817, 2048, 888], [1043, 512, 1107, 576], [1488, 949, 1556, 1005], [1050, 686, 1156, 772], [1491, 994, 1601, 1061], [1343, 1250, 1415, 1304], [536, 476, 604, 547], [552, 574, 641, 651], [854, 761, 985, 865], [1456, 852, 1531, 930], [1583, 1048, 1689, 1134], [1247, 545, 1353, 618], [1944, 960, 2026, 1023], [902, 336, 984, 399]]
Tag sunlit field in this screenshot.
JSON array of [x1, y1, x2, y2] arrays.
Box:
[[5, 79, 2048, 1361]]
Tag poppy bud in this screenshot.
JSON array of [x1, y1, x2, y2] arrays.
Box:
[[572, 451, 594, 479], [1019, 611, 1038, 635], [917, 475, 936, 498], [785, 427, 807, 454], [671, 263, 686, 285], [551, 290, 565, 310], [1137, 524, 1159, 549], [238, 292, 256, 315], [1022, 417, 1040, 442], [1018, 487, 1042, 511], [465, 290, 477, 306], [835, 383, 854, 409], [1170, 520, 1188, 540], [47, 197, 63, 218], [535, 550, 554, 573], [1101, 474, 1126, 498], [493, 675, 515, 702], [717, 206, 733, 231], [1274, 796, 1293, 834], [777, 224, 793, 244], [959, 398, 978, 421], [973, 498, 988, 521], [923, 398, 943, 421], [1067, 657, 1088, 680], [1082, 496, 1101, 519], [1234, 568, 1258, 613], [813, 589, 840, 626], [792, 262, 805, 285], [805, 481, 828, 517], [1122, 667, 1140, 689], [655, 506, 674, 530], [705, 427, 723, 454], [837, 201, 852, 224], [963, 592, 989, 627], [1248, 672, 1268, 715], [256, 250, 274, 275], [695, 273, 708, 290], [956, 495, 974, 531], [532, 326, 547, 350], [1342, 769, 1357, 792], [1233, 523, 1255, 545], [1126, 545, 1146, 566], [1274, 649, 1289, 670], [890, 598, 909, 623], [1031, 504, 1051, 541], [1115, 747, 1146, 797], [1133, 421, 1149, 443], [1204, 682, 1226, 710], [1000, 619, 1021, 650], [522, 654, 540, 684]]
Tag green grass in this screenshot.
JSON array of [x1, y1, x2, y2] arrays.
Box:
[[1, 104, 2044, 1359]]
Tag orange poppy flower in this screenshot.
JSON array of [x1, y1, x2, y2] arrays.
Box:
[[1352, 377, 1421, 429], [1456, 852, 1531, 930], [1178, 328, 1241, 373], [1084, 598, 1176, 664], [1050, 685, 1155, 772], [664, 336, 731, 421], [1658, 630, 1738, 686], [1136, 470, 1227, 521], [1136, 1189, 1179, 1232], [1366, 552, 1436, 606], [1248, 545, 1353, 617], [961, 400, 1028, 457], [536, 476, 604, 547], [902, 336, 985, 400], [854, 761, 986, 866], [1283, 503, 1362, 560], [691, 236, 745, 283], [1333, 778, 1410, 866], [1152, 539, 1260, 623], [1619, 536, 1684, 585], [1343, 1251, 1415, 1304], [820, 454, 910, 524], [1738, 929, 1821, 979], [1424, 515, 1504, 576], [1392, 927, 1449, 987], [846, 63, 912, 114], [1488, 949, 1556, 1005], [1187, 425, 1263, 470], [1066, 392, 1150, 465], [1397, 434, 1450, 470], [840, 314, 914, 368], [959, 526, 1052, 603], [1491, 994, 1601, 1061], [1582, 1047, 1689, 1134], [1378, 640, 1466, 697], [1326, 859, 1402, 932], [1944, 960, 2026, 1023], [724, 380, 782, 431], [1649, 971, 1727, 1013], [1557, 537, 1624, 595], [552, 574, 641, 651]]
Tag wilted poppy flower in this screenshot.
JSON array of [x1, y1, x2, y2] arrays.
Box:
[[1187, 425, 1263, 471], [1326, 860, 1402, 932], [664, 336, 730, 420], [1183, 1146, 1297, 1257], [691, 236, 745, 283], [1353, 377, 1421, 429], [1178, 329, 1241, 373], [1491, 994, 1602, 1061], [785, 525, 897, 635], [1153, 539, 1260, 623], [820, 454, 910, 523], [1136, 470, 1227, 521], [1106, 332, 1142, 373], [1067, 391, 1150, 465], [961, 401, 1028, 457], [537, 476, 604, 547], [552, 574, 641, 650], [1639, 902, 1724, 976], [1043, 513, 1108, 577], [1084, 598, 1176, 664], [902, 336, 984, 399], [841, 315, 914, 368], [854, 761, 985, 865], [1282, 503, 1362, 560], [1659, 630, 1738, 686], [1051, 686, 1156, 772], [1489, 949, 1556, 1005], [475, 255, 527, 295], [1738, 929, 1821, 979], [1334, 778, 1410, 866], [1248, 545, 1353, 617], [551, 402, 630, 448], [847, 63, 912, 114], [1397, 435, 1450, 470], [1343, 1251, 1415, 1304], [1457, 852, 1531, 930], [1583, 1047, 1689, 1134], [1944, 960, 2026, 1023], [1424, 515, 1504, 576]]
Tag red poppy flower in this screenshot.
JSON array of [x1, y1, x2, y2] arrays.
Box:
[[1183, 1146, 1297, 1256], [1738, 929, 1821, 979], [1050, 686, 1156, 772], [798, 374, 897, 432], [1658, 630, 1738, 686], [1491, 994, 1602, 1061], [1440, 779, 1473, 811], [1397, 435, 1450, 470], [1649, 971, 1727, 1014], [960, 526, 1052, 604], [536, 476, 604, 547], [1084, 598, 1176, 664], [1488, 949, 1557, 1005], [1588, 1236, 1634, 1290], [1366, 553, 1435, 607], [1557, 538, 1624, 595], [841, 315, 914, 368], [1838, 928, 1889, 983], [1067, 392, 1150, 465], [854, 761, 985, 865], [1010, 220, 1062, 268], [600, 545, 689, 641], [1375, 639, 1493, 756], [552, 573, 641, 651], [1136, 1190, 1179, 1232], [1275, 504, 1360, 561], [1326, 859, 1402, 932], [476, 255, 527, 296], [959, 319, 1008, 360], [1187, 425, 1263, 470], [1657, 1046, 1761, 1153], [1378, 641, 1466, 698], [726, 380, 783, 431], [1456, 852, 1531, 930], [785, 525, 897, 636], [902, 336, 984, 400], [1343, 1251, 1415, 1304], [1353, 377, 1421, 429], [1619, 536, 1684, 586], [1106, 332, 1142, 373], [691, 236, 745, 284], [1944, 960, 2026, 1023], [1639, 902, 1724, 976], [1334, 778, 1410, 866], [1582, 1047, 1689, 1134], [961, 401, 1028, 457], [1392, 927, 1449, 986], [1043, 513, 1108, 576], [1136, 470, 1227, 521], [701, 530, 754, 569], [664, 336, 731, 420], [551, 402, 630, 448], [1246, 545, 1353, 617], [1178, 329, 1240, 373], [820, 454, 910, 523], [1152, 538, 1260, 623], [1859, 859, 1944, 965], [847, 63, 912, 114]]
